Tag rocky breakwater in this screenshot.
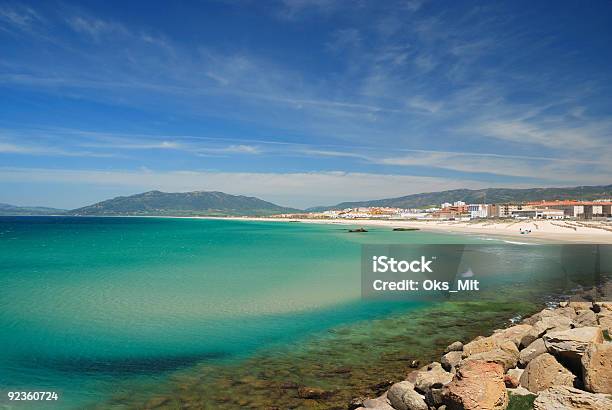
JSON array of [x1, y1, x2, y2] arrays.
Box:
[[351, 301, 612, 410]]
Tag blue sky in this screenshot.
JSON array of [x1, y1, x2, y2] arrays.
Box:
[[1, 0, 611, 209]]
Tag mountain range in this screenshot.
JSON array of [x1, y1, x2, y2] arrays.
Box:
[[307, 184, 612, 211], [69, 190, 299, 216], [1, 184, 611, 216], [0, 203, 66, 216]]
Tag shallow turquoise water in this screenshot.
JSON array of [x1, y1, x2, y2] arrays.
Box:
[[0, 217, 486, 408]]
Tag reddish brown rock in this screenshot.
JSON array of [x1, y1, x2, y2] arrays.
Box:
[[581, 342, 612, 394], [506, 368, 524, 386], [443, 360, 508, 410], [504, 374, 519, 388]]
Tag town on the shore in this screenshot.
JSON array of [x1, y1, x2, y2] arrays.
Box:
[[275, 200, 612, 221]]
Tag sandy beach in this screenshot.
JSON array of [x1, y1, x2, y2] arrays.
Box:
[[212, 217, 612, 244]]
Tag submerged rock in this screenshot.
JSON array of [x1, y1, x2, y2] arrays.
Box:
[[144, 396, 171, 409], [370, 380, 394, 395], [348, 228, 368, 233], [408, 360, 420, 368], [519, 353, 575, 393], [444, 341, 463, 353], [533, 385, 612, 410], [297, 386, 334, 399]]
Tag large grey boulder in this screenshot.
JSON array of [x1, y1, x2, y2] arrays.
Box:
[[519, 338, 547, 367], [413, 362, 453, 395], [440, 351, 462, 372], [533, 385, 612, 410], [543, 327, 603, 363], [581, 342, 612, 394], [519, 353, 575, 393], [386, 381, 427, 410]]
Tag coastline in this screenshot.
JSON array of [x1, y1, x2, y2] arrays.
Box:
[[196, 216, 612, 244], [11, 214, 612, 244]]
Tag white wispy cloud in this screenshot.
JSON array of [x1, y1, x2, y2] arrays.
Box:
[[82, 140, 182, 150], [406, 96, 442, 113], [276, 0, 341, 20], [65, 15, 125, 39], [196, 144, 261, 156], [0, 4, 42, 33], [376, 151, 611, 183], [476, 118, 612, 150], [0, 166, 548, 209], [0, 139, 117, 158]]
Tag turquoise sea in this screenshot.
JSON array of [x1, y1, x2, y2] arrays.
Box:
[[0, 217, 580, 409]]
